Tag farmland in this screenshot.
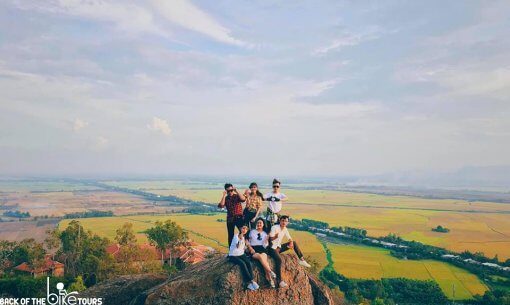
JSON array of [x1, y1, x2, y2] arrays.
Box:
[[151, 187, 510, 214], [0, 180, 185, 218], [0, 219, 59, 243], [108, 179, 510, 214], [0, 180, 187, 242], [102, 180, 510, 260], [0, 180, 102, 192], [328, 243, 488, 300], [58, 214, 329, 269], [60, 214, 227, 250], [282, 204, 510, 260], [2, 179, 508, 301], [58, 213, 488, 300]]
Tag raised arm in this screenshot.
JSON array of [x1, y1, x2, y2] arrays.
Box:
[[236, 189, 246, 201], [218, 190, 227, 208], [254, 205, 262, 221]]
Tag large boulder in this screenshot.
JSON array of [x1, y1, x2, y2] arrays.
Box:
[[80, 274, 168, 304], [83, 254, 336, 305]]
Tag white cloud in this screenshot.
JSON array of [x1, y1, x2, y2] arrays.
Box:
[[72, 118, 88, 131], [150, 0, 246, 46], [394, 9, 510, 102], [290, 102, 380, 119], [439, 67, 510, 98], [294, 78, 343, 98], [92, 136, 109, 151], [312, 26, 387, 56], [12, 0, 168, 37], [147, 117, 172, 136], [97, 136, 108, 145], [421, 54, 510, 100], [312, 35, 362, 56], [1, 1, 510, 177]]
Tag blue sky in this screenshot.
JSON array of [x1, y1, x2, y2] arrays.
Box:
[[0, 0, 509, 177]]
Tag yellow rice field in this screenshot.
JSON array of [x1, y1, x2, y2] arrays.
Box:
[[58, 214, 327, 269], [59, 214, 489, 300], [60, 214, 228, 251], [283, 204, 510, 260], [328, 243, 488, 300], [101, 183, 510, 260]]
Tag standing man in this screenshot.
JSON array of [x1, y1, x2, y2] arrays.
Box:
[[266, 215, 311, 288], [218, 183, 247, 246], [264, 178, 288, 230]]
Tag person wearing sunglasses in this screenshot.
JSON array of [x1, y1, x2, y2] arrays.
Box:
[[228, 225, 259, 291], [242, 182, 264, 229], [264, 178, 288, 230], [246, 218, 276, 288], [218, 183, 247, 246], [267, 215, 311, 288]]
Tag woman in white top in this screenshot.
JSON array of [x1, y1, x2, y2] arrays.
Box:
[[246, 218, 276, 288], [228, 225, 259, 291], [264, 178, 288, 230]]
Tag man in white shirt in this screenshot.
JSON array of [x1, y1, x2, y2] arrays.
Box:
[[264, 178, 288, 228], [267, 215, 311, 288], [265, 191, 286, 214]]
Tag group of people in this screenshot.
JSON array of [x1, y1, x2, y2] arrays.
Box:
[[218, 179, 311, 291]]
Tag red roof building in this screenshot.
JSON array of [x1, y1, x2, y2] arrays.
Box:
[[14, 255, 64, 277], [106, 242, 214, 265]]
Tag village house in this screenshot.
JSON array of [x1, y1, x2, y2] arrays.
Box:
[[13, 255, 64, 277], [106, 241, 214, 265]]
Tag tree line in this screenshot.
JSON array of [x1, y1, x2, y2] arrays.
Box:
[[0, 219, 188, 297]]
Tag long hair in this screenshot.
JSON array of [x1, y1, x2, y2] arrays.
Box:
[[249, 182, 264, 200], [255, 217, 266, 231]]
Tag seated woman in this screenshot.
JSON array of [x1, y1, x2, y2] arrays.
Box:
[[228, 225, 259, 291], [246, 218, 277, 288]]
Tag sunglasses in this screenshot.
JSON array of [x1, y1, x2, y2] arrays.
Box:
[[227, 189, 234, 193], [272, 185, 280, 188], [250, 186, 257, 189], [257, 233, 262, 240]]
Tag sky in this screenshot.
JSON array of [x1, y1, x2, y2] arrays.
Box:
[[0, 0, 509, 177]]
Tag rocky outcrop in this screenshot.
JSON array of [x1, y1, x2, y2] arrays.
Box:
[[83, 254, 335, 305], [80, 274, 168, 304]]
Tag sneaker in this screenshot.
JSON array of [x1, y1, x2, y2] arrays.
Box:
[[269, 279, 276, 288], [247, 283, 257, 291], [299, 259, 311, 268], [252, 281, 259, 290], [279, 281, 288, 288], [270, 271, 277, 279]]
